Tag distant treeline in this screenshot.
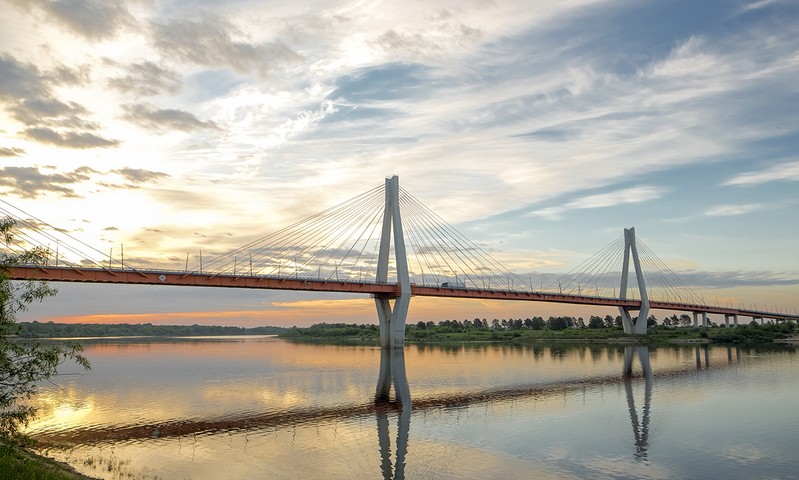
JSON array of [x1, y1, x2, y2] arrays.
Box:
[[15, 322, 286, 338], [280, 318, 798, 344]]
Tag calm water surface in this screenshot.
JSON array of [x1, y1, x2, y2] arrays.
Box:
[[25, 337, 799, 479]]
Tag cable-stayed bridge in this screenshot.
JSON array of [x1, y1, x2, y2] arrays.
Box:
[[3, 176, 797, 347]]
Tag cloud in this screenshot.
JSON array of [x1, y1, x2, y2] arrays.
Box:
[[147, 188, 232, 212], [0, 163, 167, 217], [531, 186, 666, 219], [9, 98, 95, 129], [111, 167, 170, 185], [0, 54, 49, 99], [0, 147, 25, 157], [51, 64, 92, 86], [703, 204, 762, 217], [150, 13, 303, 75], [737, 0, 784, 14], [96, 167, 171, 192], [371, 23, 483, 59], [107, 61, 182, 96], [122, 104, 218, 133], [677, 270, 799, 288], [0, 55, 118, 148], [0, 166, 96, 198], [8, 0, 133, 39], [22, 127, 120, 149], [722, 161, 799, 186], [642, 36, 724, 80]]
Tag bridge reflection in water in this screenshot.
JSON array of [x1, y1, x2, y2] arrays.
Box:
[[375, 343, 748, 476], [375, 348, 411, 480], [623, 346, 653, 461]]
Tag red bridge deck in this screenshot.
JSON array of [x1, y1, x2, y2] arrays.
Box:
[[9, 266, 798, 321]]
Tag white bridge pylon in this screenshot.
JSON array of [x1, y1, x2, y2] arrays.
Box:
[[375, 175, 411, 349], [619, 227, 650, 335]]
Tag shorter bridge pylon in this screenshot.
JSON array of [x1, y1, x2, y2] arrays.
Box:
[[619, 227, 650, 335]]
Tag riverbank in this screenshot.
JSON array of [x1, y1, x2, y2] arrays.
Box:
[[0, 441, 98, 480], [279, 322, 799, 345]]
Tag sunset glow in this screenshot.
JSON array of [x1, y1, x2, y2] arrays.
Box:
[[2, 0, 797, 326]]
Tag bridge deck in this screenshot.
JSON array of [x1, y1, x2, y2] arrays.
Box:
[[9, 266, 799, 321]]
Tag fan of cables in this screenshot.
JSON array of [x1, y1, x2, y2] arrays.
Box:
[[0, 199, 109, 269], [198, 182, 532, 291], [546, 232, 704, 304]]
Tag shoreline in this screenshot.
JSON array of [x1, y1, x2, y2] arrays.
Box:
[[0, 441, 99, 480]]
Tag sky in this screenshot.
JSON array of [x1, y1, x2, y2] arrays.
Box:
[[1, 0, 798, 327]]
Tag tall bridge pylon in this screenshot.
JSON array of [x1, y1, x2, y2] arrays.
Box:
[[619, 227, 650, 335], [375, 175, 411, 349]]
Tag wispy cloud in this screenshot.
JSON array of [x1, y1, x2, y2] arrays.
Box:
[[723, 161, 799, 186], [531, 186, 666, 219], [149, 13, 303, 76], [107, 61, 182, 97], [0, 147, 25, 157], [122, 104, 218, 133], [22, 127, 119, 149], [737, 0, 784, 14], [676, 270, 799, 288], [7, 0, 133, 39], [704, 203, 763, 216]]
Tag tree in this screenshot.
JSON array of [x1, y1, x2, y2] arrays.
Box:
[[1, 217, 89, 440], [523, 318, 534, 329], [546, 316, 569, 331]]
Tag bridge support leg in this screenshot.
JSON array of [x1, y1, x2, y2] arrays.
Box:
[[618, 228, 650, 335], [375, 175, 411, 349], [733, 314, 738, 326], [375, 295, 410, 349], [692, 311, 707, 327]]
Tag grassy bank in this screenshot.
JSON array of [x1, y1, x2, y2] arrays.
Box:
[[0, 442, 97, 480], [279, 322, 799, 345]]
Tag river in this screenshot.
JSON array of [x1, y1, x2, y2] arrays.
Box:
[[25, 337, 799, 479]]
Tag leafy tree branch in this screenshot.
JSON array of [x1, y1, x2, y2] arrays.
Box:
[[0, 216, 89, 441]]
